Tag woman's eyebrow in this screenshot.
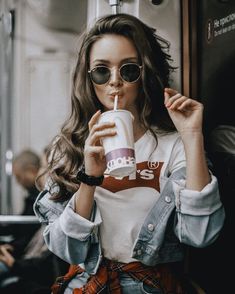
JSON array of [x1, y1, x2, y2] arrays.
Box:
[[92, 59, 109, 64], [122, 57, 138, 62], [91, 57, 139, 65]]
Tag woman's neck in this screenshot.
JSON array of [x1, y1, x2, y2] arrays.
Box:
[[129, 107, 146, 142], [134, 127, 146, 142], [133, 116, 146, 142]]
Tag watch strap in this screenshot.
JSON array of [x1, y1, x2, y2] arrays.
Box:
[[76, 165, 104, 186]]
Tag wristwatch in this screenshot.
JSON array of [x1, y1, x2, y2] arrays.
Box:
[[76, 165, 104, 186]]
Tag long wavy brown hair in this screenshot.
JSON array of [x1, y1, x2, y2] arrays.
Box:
[[39, 13, 177, 201]]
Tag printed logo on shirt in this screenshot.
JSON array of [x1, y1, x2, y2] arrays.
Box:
[[101, 161, 163, 193]]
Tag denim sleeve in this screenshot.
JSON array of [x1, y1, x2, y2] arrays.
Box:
[[173, 175, 225, 247], [33, 190, 102, 264]]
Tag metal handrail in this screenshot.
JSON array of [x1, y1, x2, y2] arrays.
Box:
[[0, 215, 39, 224]]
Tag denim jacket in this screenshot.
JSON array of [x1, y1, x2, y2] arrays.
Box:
[[34, 167, 225, 275]]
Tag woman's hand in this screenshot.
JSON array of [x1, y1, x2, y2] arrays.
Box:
[[164, 88, 203, 135], [84, 110, 116, 177]]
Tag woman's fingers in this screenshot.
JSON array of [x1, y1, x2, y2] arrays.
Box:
[[164, 87, 178, 95], [164, 88, 201, 111], [88, 128, 117, 146], [85, 111, 113, 175], [87, 112, 116, 146], [89, 121, 115, 136], [88, 110, 101, 131], [165, 94, 185, 107], [166, 96, 190, 110], [176, 98, 196, 111], [164, 87, 178, 100]]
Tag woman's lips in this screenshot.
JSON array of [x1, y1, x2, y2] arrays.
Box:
[[109, 93, 122, 98]]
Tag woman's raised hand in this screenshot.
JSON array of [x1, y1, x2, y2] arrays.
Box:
[[84, 110, 116, 177], [164, 88, 204, 135]]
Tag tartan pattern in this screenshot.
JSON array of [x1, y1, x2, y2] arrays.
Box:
[[52, 259, 186, 294], [51, 265, 84, 294]]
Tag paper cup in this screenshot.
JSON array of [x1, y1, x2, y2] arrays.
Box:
[[99, 110, 136, 177]]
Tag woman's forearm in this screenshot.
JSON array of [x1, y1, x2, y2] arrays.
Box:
[[181, 132, 210, 191], [74, 183, 96, 219]]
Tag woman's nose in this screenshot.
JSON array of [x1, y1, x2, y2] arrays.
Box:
[[109, 68, 122, 86]]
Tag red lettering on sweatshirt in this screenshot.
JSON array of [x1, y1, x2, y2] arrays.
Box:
[[101, 161, 163, 193]]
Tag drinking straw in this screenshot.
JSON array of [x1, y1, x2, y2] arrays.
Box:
[[114, 94, 118, 111]]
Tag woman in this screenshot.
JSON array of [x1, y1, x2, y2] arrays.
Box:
[[34, 14, 225, 293]]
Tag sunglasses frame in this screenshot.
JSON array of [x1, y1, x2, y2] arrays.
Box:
[[88, 63, 142, 85]]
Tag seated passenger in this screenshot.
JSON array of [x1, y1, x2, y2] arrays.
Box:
[[0, 224, 68, 294], [0, 149, 41, 257]]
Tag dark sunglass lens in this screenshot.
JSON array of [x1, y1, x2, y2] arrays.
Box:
[[91, 67, 110, 85], [120, 64, 140, 82]]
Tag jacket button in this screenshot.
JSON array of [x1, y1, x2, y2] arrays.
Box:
[[137, 249, 142, 255], [165, 196, 171, 203], [147, 223, 154, 231]]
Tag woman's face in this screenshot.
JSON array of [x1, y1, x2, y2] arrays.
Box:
[[89, 34, 141, 113]]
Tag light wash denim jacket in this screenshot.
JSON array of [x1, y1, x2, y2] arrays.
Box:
[[34, 167, 225, 276]]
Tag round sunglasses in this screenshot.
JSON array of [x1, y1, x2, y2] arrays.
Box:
[[88, 63, 142, 85]]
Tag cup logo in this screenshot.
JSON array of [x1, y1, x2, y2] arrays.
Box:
[[106, 148, 135, 172]]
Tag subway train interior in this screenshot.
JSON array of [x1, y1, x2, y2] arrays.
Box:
[[0, 0, 234, 293]]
